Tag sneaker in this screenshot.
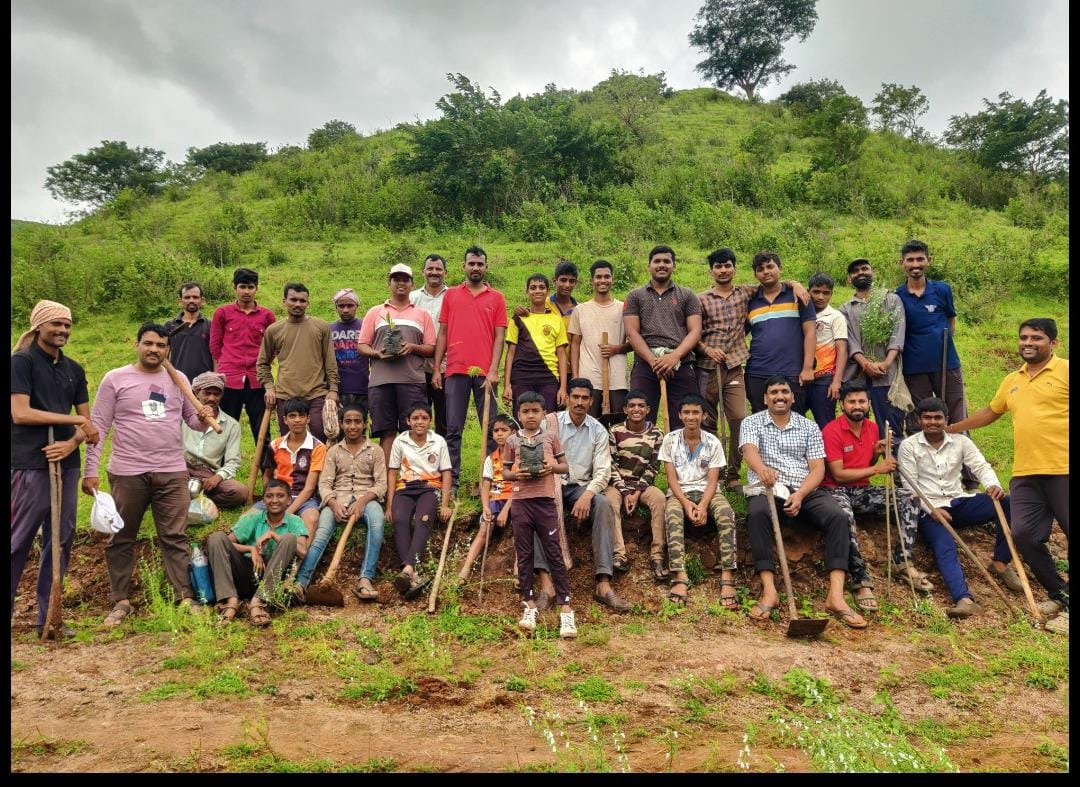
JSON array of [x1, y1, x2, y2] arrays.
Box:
[[518, 603, 538, 632], [559, 610, 578, 639], [946, 597, 983, 619], [987, 562, 1024, 593]]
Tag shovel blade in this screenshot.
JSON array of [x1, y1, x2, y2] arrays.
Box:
[[303, 581, 344, 607], [785, 617, 830, 639]]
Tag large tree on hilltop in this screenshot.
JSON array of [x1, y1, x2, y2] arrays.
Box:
[[44, 140, 167, 206], [688, 0, 818, 100]]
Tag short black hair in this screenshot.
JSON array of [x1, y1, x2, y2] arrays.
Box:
[[264, 478, 291, 495], [423, 254, 447, 269], [648, 245, 676, 263], [1019, 318, 1058, 341], [901, 239, 929, 258], [590, 259, 613, 277], [283, 282, 309, 299], [567, 378, 595, 398], [178, 281, 203, 298], [491, 413, 516, 430], [340, 403, 367, 422], [464, 245, 487, 261], [515, 391, 545, 410], [763, 374, 791, 391], [847, 258, 871, 274], [707, 247, 736, 266], [752, 251, 781, 271], [839, 380, 868, 400], [406, 403, 432, 420], [283, 397, 310, 416], [136, 323, 169, 343], [678, 393, 708, 411], [526, 273, 551, 290], [915, 397, 948, 416], [625, 389, 648, 405], [554, 260, 578, 280], [808, 272, 834, 290], [233, 267, 259, 286]]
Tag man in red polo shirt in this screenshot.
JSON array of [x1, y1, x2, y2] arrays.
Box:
[[210, 268, 277, 442], [432, 245, 507, 493], [821, 381, 933, 609]]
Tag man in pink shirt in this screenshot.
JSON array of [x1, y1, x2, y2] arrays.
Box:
[[210, 268, 276, 442], [432, 246, 508, 493], [83, 323, 215, 628]]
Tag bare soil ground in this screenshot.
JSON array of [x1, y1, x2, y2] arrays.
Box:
[[11, 513, 1069, 773]]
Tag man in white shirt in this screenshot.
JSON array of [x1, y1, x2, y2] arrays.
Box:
[[898, 397, 1020, 618], [409, 254, 449, 435], [568, 260, 630, 419]]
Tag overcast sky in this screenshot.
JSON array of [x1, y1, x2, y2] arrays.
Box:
[[11, 0, 1069, 223]]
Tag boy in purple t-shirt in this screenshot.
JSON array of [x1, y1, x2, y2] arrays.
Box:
[[330, 288, 370, 411]]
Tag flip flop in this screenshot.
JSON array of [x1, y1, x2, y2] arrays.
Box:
[[102, 601, 133, 628], [353, 579, 378, 602], [650, 558, 670, 582], [404, 573, 431, 600], [827, 606, 868, 629], [853, 589, 878, 613], [748, 602, 775, 622]]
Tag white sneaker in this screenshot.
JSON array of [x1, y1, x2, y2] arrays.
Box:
[[559, 610, 578, 639], [518, 603, 538, 632]]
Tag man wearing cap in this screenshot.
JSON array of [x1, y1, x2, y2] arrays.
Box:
[[330, 288, 370, 412], [358, 263, 437, 467], [183, 372, 247, 510], [11, 300, 100, 636], [257, 282, 340, 443], [409, 254, 449, 435], [432, 246, 508, 492], [83, 323, 216, 627], [164, 281, 214, 383]]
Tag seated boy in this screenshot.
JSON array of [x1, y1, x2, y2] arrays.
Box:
[[658, 394, 738, 608], [604, 390, 667, 579], [898, 397, 1020, 618], [503, 391, 577, 638], [207, 479, 309, 626]]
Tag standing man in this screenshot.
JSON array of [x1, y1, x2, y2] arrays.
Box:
[[624, 245, 703, 429], [330, 288, 370, 412], [948, 318, 1069, 617], [569, 260, 630, 420], [256, 282, 340, 443], [183, 372, 248, 511], [740, 376, 866, 628], [894, 240, 967, 433], [805, 273, 848, 429], [745, 252, 817, 416], [358, 264, 436, 468], [83, 323, 215, 627], [11, 300, 99, 636], [550, 259, 579, 328], [839, 258, 907, 446], [410, 254, 450, 435], [210, 267, 276, 442], [164, 282, 214, 383], [432, 246, 507, 493]]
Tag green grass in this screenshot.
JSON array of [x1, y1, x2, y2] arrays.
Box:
[[571, 676, 620, 703]]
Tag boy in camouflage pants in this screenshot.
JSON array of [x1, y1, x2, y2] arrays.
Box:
[[657, 395, 738, 607]]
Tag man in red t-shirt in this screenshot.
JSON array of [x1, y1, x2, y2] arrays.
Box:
[[821, 381, 932, 606], [432, 246, 507, 493]]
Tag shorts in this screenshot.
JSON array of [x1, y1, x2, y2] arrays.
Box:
[[253, 497, 319, 515], [368, 383, 429, 435]]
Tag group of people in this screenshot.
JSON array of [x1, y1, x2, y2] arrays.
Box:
[[10, 241, 1069, 640]]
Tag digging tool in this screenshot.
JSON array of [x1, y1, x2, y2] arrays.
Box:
[[597, 332, 625, 427], [884, 427, 894, 601], [884, 428, 924, 604], [40, 427, 65, 642], [896, 466, 1020, 615], [714, 368, 728, 447], [479, 378, 492, 483], [162, 359, 222, 433], [766, 486, 830, 638], [658, 376, 669, 434], [476, 516, 494, 603], [458, 515, 488, 582], [940, 327, 949, 403], [246, 409, 273, 505], [428, 502, 461, 613], [992, 498, 1043, 623], [303, 507, 361, 607]]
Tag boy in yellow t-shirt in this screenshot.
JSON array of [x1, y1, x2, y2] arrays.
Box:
[[503, 274, 569, 412]]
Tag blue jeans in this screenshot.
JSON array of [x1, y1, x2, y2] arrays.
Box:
[[805, 378, 836, 430], [296, 498, 385, 586], [918, 493, 1011, 603]]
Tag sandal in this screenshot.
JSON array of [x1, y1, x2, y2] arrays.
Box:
[[102, 601, 133, 628], [248, 601, 272, 627], [404, 573, 432, 600], [612, 556, 629, 574], [354, 578, 378, 602], [650, 558, 670, 582], [748, 602, 776, 622], [217, 599, 241, 623], [394, 571, 413, 597], [668, 579, 688, 606], [719, 581, 739, 610], [893, 562, 934, 593], [853, 588, 878, 613], [826, 606, 869, 629]]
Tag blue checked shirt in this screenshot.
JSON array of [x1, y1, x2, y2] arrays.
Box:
[[739, 410, 826, 490]]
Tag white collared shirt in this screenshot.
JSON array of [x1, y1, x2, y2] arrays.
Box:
[[897, 431, 1000, 512]]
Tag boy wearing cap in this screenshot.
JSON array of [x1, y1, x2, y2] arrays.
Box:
[[182, 372, 247, 510], [11, 300, 100, 637], [358, 263, 437, 468], [330, 288, 370, 412]]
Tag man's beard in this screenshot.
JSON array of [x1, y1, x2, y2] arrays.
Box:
[[846, 410, 866, 422], [853, 275, 873, 291]]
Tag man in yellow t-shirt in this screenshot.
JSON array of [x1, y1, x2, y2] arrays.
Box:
[[948, 318, 1069, 616], [504, 274, 569, 413]]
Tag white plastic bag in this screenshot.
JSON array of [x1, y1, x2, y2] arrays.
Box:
[[187, 494, 220, 526], [90, 491, 125, 534]]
